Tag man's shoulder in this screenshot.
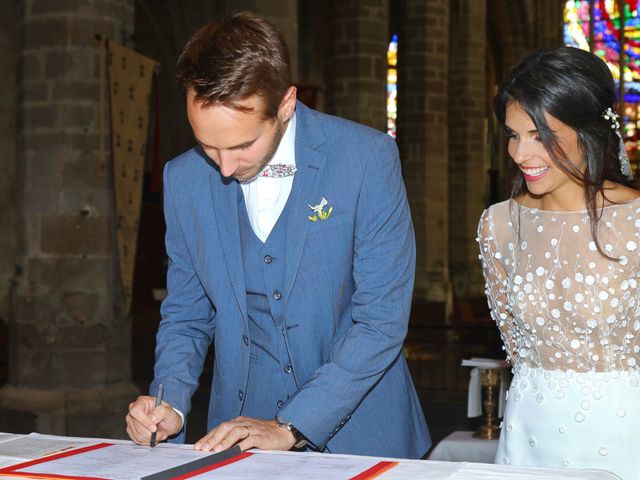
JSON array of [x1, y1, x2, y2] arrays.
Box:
[[163, 147, 218, 197], [297, 102, 391, 146], [165, 147, 211, 176]]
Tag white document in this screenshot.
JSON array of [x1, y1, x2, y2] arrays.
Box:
[[189, 450, 395, 480], [10, 443, 216, 480], [0, 435, 91, 460]]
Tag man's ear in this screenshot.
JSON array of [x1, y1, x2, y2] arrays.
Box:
[[278, 86, 297, 123]]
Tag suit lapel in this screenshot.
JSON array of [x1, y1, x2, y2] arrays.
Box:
[[282, 103, 327, 305], [209, 173, 248, 321]]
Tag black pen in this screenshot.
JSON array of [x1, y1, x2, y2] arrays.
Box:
[[149, 383, 164, 449]]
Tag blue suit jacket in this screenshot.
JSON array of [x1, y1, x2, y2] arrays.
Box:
[[152, 102, 430, 458]]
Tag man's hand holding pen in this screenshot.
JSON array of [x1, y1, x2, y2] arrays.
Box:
[[126, 390, 183, 447]]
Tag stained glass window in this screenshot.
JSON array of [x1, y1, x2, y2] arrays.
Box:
[[564, 0, 640, 175], [387, 34, 398, 139]]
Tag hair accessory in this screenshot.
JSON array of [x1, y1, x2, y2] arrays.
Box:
[[602, 107, 634, 179]]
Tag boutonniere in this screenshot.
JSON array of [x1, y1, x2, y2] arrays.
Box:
[[308, 197, 332, 221]]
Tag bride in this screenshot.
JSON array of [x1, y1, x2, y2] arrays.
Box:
[[478, 46, 640, 480]]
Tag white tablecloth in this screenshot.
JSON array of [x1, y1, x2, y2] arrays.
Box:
[[427, 430, 499, 463], [0, 432, 620, 480]]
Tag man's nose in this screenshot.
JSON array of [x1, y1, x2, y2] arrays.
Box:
[[217, 151, 237, 177]]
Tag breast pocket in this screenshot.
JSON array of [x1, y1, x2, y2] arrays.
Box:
[[307, 212, 351, 236]]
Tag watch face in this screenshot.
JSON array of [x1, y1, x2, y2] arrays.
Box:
[[293, 438, 308, 450], [276, 417, 307, 449]]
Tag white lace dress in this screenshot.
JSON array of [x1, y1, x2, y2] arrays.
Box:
[[478, 198, 640, 480]]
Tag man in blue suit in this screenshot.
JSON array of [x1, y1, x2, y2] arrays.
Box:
[[125, 12, 430, 458]]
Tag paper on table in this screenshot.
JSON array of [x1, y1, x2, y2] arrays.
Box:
[[0, 459, 19, 469], [185, 450, 397, 480], [0, 435, 91, 460], [6, 443, 217, 480], [0, 434, 23, 445]]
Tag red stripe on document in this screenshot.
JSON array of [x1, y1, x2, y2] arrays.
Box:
[[349, 461, 398, 480], [0, 442, 113, 480]]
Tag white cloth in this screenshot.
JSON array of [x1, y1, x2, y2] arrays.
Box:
[[478, 198, 640, 480], [240, 113, 297, 242], [427, 431, 498, 463]]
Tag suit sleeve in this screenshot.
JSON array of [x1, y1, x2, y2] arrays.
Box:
[[277, 133, 415, 449], [150, 162, 216, 443]]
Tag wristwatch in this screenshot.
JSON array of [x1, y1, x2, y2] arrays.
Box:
[[275, 417, 308, 450]]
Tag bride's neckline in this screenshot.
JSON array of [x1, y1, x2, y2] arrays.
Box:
[[510, 196, 640, 214]]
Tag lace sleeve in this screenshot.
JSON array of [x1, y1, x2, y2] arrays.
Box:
[[477, 208, 517, 364]]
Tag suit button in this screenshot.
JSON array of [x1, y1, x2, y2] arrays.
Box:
[[242, 335, 249, 346], [277, 400, 284, 408], [238, 390, 244, 401], [284, 365, 293, 374], [264, 255, 273, 264], [273, 290, 282, 300]]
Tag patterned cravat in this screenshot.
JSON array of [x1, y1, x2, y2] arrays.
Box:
[[258, 163, 297, 178]]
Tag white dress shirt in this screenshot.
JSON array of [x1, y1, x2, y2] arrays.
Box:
[[240, 113, 297, 243]]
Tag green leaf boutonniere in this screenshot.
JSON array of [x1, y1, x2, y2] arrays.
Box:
[[308, 197, 333, 222]]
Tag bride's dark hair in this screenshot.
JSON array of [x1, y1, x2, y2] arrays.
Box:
[[494, 46, 635, 257]]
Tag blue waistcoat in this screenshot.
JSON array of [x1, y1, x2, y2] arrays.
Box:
[[237, 188, 300, 418]]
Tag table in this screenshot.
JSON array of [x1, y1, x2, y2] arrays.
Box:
[[0, 432, 620, 480], [427, 430, 498, 463]]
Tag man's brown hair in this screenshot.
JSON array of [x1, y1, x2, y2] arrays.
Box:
[[176, 12, 291, 119]]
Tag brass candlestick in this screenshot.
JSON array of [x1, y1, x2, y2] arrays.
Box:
[[473, 368, 501, 439]]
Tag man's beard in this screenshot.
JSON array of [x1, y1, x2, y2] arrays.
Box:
[[235, 119, 286, 183]]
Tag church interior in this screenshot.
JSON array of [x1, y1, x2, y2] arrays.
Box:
[[1, 0, 637, 453]]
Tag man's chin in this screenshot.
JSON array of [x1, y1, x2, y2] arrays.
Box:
[[234, 171, 259, 183]]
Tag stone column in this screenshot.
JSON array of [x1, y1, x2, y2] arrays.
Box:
[[0, 0, 138, 438], [398, 0, 451, 308], [324, 0, 389, 131], [222, 0, 299, 82], [448, 0, 487, 299], [0, 0, 18, 334]]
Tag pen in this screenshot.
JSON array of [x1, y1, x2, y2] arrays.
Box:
[[150, 383, 164, 449]]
